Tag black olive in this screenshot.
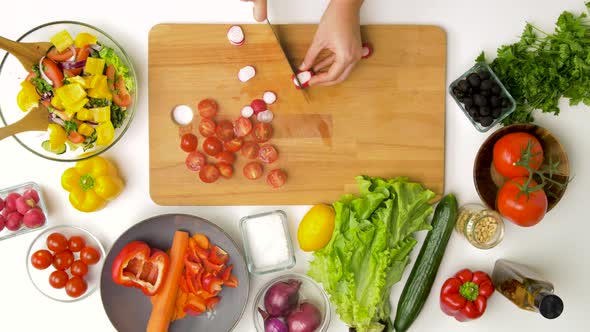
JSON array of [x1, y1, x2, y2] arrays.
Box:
[[501, 97, 510, 107], [491, 83, 501, 96], [480, 116, 494, 127], [490, 95, 501, 108], [492, 108, 502, 118], [473, 94, 487, 106], [472, 115, 481, 123], [479, 106, 490, 116], [480, 79, 493, 91], [458, 80, 470, 92], [481, 90, 490, 97], [463, 97, 474, 108], [479, 70, 491, 80], [467, 73, 481, 87], [468, 109, 478, 118], [468, 105, 479, 115], [454, 90, 465, 99]]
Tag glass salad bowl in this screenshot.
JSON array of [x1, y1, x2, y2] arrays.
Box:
[[0, 21, 137, 162]]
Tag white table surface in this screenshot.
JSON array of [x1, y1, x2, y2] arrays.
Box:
[[1, 0, 588, 331]]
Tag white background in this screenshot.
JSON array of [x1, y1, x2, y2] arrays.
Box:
[[0, 0, 589, 331]]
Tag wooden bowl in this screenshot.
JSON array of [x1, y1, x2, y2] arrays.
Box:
[[473, 124, 570, 212]]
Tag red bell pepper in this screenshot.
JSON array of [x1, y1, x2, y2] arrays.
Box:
[[111, 241, 170, 296], [440, 269, 495, 322], [209, 245, 229, 265]]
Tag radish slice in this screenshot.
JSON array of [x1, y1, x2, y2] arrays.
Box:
[[262, 91, 277, 104], [241, 105, 254, 118], [361, 43, 373, 59], [171, 104, 194, 126], [238, 65, 256, 82], [257, 110, 274, 123], [227, 25, 245, 46], [292, 70, 313, 89]]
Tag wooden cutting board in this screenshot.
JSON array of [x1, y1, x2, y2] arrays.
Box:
[[149, 24, 446, 205]]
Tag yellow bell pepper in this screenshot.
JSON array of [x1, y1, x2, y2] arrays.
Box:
[[56, 83, 87, 107], [61, 156, 124, 212], [51, 94, 65, 110], [76, 108, 94, 121], [78, 123, 95, 137], [48, 124, 67, 150], [16, 80, 39, 112], [50, 30, 74, 52], [68, 76, 89, 89], [74, 32, 97, 48], [95, 121, 115, 146], [66, 97, 89, 113], [87, 75, 112, 100], [91, 106, 111, 123], [84, 58, 106, 76]]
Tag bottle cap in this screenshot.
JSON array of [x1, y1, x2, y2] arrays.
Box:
[[540, 294, 563, 319]]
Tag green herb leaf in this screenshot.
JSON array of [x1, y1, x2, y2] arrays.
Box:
[[64, 121, 78, 134]]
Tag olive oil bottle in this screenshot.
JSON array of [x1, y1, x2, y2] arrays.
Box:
[[492, 259, 563, 319]]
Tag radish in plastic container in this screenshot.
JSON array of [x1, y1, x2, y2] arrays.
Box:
[[23, 208, 46, 229]]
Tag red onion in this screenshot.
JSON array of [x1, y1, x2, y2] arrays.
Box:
[[258, 307, 288, 332], [58, 59, 86, 70], [88, 44, 102, 52], [38, 57, 53, 85], [264, 279, 302, 317], [66, 45, 77, 62], [286, 302, 322, 332]]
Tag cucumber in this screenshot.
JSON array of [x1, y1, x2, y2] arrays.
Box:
[[41, 140, 66, 155], [393, 194, 458, 332]]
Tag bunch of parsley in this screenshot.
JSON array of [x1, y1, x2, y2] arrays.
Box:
[[477, 3, 590, 125]]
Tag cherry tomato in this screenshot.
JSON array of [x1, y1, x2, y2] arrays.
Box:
[[224, 137, 243, 152], [47, 46, 75, 62], [241, 141, 260, 159], [68, 236, 86, 253], [80, 246, 101, 265], [68, 131, 85, 144], [199, 118, 217, 137], [252, 122, 273, 143], [65, 276, 88, 298], [497, 177, 547, 227], [70, 260, 89, 277], [267, 169, 288, 188], [49, 270, 69, 289], [180, 133, 199, 152], [493, 132, 544, 179], [216, 120, 235, 141], [234, 117, 253, 137], [198, 99, 218, 119], [243, 162, 263, 180], [53, 250, 74, 271], [259, 144, 279, 164], [46, 232, 69, 253], [199, 164, 221, 183], [186, 151, 207, 172], [42, 58, 64, 88], [203, 137, 223, 156], [217, 163, 234, 179], [215, 151, 236, 164], [31, 249, 53, 270]]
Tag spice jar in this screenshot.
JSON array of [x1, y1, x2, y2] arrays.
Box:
[[455, 204, 504, 249]]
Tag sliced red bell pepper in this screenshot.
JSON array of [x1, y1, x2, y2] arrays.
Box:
[[221, 264, 233, 281], [192, 233, 210, 249], [183, 295, 206, 316], [440, 269, 494, 322], [196, 288, 217, 299], [209, 245, 229, 265], [202, 273, 224, 294], [224, 274, 239, 288], [184, 252, 203, 276], [203, 258, 224, 274], [178, 275, 189, 293], [111, 241, 170, 296], [205, 296, 221, 311]]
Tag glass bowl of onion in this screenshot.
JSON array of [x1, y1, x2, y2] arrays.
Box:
[[253, 273, 331, 332]]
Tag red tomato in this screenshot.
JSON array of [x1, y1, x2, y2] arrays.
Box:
[[180, 133, 199, 152], [104, 64, 131, 107], [252, 122, 273, 143], [199, 164, 221, 183], [186, 151, 207, 172], [65, 276, 88, 298], [198, 99, 218, 119], [203, 137, 223, 156], [215, 151, 236, 164], [68, 236, 86, 253], [80, 246, 101, 265], [68, 131, 85, 144], [31, 249, 53, 270], [67, 46, 91, 76], [47, 46, 75, 62], [243, 162, 263, 180], [217, 163, 234, 179], [493, 132, 544, 179], [208, 246, 229, 265], [234, 117, 253, 137], [267, 169, 287, 188], [199, 118, 217, 137], [216, 120, 235, 141], [46, 232, 68, 253], [53, 250, 74, 271], [241, 141, 260, 159], [42, 58, 64, 88], [259, 144, 279, 164], [224, 137, 243, 153], [49, 270, 69, 289], [497, 177, 548, 227], [70, 260, 89, 277]]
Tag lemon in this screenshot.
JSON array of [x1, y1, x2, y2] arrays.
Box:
[[297, 204, 336, 252]]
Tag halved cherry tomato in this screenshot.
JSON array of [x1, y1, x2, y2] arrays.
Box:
[[199, 118, 216, 137], [224, 137, 243, 152], [205, 296, 221, 311], [215, 151, 235, 164], [217, 163, 234, 179], [216, 120, 235, 141], [267, 169, 287, 188], [224, 274, 239, 288], [202, 274, 223, 293], [180, 133, 199, 152], [234, 117, 252, 137], [198, 99, 218, 119], [252, 122, 273, 143], [47, 46, 75, 62], [199, 164, 220, 183], [68, 131, 85, 144], [241, 141, 260, 159], [259, 144, 279, 163], [42, 57, 64, 88], [243, 162, 263, 180], [186, 151, 207, 172], [221, 264, 233, 281], [208, 246, 229, 265], [193, 234, 210, 250], [203, 137, 223, 156]]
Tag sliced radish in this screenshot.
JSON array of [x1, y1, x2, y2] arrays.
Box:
[[292, 70, 313, 89], [227, 25, 245, 46], [238, 65, 256, 82], [262, 91, 277, 105], [257, 110, 274, 123], [241, 105, 254, 118], [361, 43, 373, 59], [250, 99, 266, 115]]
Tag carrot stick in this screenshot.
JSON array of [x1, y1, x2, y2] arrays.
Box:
[[147, 231, 189, 332]]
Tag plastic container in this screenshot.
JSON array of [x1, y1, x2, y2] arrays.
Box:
[[253, 273, 331, 332], [240, 210, 296, 274], [0, 181, 48, 241], [455, 204, 504, 249]]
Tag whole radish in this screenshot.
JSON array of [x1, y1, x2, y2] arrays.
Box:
[[0, 215, 5, 232], [16, 196, 36, 215], [23, 208, 46, 229], [5, 212, 23, 231], [4, 193, 21, 212], [0, 197, 4, 211], [22, 189, 40, 203]]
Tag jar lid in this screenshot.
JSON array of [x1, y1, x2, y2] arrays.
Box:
[[540, 294, 563, 319]]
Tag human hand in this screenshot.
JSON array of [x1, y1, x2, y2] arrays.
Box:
[[241, 0, 267, 22], [300, 0, 363, 86]]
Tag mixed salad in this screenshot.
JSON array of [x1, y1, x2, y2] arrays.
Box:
[[16, 30, 134, 154]]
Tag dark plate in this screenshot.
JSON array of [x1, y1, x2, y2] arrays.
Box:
[[100, 214, 249, 332]]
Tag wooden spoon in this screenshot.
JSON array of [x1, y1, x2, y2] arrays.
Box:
[[0, 36, 52, 70], [0, 105, 49, 141]]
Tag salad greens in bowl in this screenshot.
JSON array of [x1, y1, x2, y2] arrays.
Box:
[[0, 21, 137, 162]]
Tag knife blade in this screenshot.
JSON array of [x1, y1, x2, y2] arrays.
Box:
[[266, 18, 310, 103]]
